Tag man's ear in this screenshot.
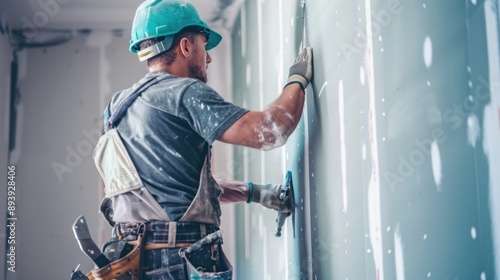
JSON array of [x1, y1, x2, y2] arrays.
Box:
[[179, 37, 191, 58]]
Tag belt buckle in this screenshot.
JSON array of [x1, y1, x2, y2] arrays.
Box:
[[118, 223, 145, 240], [137, 223, 146, 236]]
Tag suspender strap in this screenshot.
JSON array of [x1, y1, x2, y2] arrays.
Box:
[[167, 221, 177, 247], [200, 224, 207, 238], [104, 76, 168, 132]]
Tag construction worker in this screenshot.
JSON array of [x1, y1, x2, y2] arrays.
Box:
[[92, 0, 313, 279]]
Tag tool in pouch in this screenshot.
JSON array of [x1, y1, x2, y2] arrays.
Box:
[[73, 216, 110, 269], [275, 171, 296, 237], [71, 264, 89, 280], [71, 215, 144, 280]]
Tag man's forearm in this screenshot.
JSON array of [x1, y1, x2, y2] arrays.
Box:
[[216, 178, 249, 204]]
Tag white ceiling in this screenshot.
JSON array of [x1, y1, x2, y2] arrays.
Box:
[[1, 0, 241, 31]]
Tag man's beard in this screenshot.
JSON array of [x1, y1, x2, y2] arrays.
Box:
[[188, 56, 207, 83]]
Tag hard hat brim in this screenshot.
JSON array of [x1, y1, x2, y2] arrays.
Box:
[[206, 28, 222, 51], [131, 25, 222, 54]]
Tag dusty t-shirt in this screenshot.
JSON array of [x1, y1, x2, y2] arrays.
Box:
[[108, 71, 248, 221]]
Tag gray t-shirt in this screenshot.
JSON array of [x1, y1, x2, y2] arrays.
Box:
[[108, 71, 248, 221]]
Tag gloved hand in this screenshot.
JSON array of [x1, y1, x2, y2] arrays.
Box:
[[285, 47, 314, 91], [247, 182, 292, 212]]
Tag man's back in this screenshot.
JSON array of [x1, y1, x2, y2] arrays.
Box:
[[109, 71, 247, 221]]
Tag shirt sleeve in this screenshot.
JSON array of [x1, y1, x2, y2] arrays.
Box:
[[179, 80, 249, 143]]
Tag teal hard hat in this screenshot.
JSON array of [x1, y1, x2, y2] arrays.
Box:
[[130, 0, 222, 61]]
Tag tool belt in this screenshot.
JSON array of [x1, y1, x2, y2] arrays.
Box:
[[84, 225, 145, 280], [82, 221, 219, 280], [118, 221, 219, 247]]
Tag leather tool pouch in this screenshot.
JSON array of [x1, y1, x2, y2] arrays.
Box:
[[85, 229, 145, 280]]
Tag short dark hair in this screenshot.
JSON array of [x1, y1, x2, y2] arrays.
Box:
[[139, 26, 208, 67]]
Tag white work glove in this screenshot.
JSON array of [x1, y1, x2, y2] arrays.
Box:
[[285, 47, 314, 91], [247, 182, 292, 213]]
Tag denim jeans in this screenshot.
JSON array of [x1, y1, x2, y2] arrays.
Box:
[[142, 244, 232, 280], [142, 247, 187, 279]]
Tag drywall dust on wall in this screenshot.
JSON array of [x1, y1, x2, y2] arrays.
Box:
[[230, 0, 499, 279], [0, 0, 499, 279]]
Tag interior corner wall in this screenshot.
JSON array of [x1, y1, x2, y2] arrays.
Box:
[[0, 12, 13, 279], [9, 31, 147, 279], [230, 0, 499, 279]]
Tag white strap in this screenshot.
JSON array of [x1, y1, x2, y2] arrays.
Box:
[[168, 221, 177, 247]]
